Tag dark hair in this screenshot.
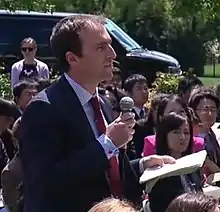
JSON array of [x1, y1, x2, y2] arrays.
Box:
[[50, 14, 105, 71], [0, 98, 18, 118], [150, 93, 171, 112], [105, 86, 126, 112], [188, 86, 220, 110], [21, 37, 37, 48], [147, 93, 171, 127], [123, 74, 147, 93], [177, 75, 203, 95], [188, 107, 201, 125], [13, 80, 38, 103], [156, 95, 194, 141], [166, 192, 220, 212], [157, 95, 187, 122], [156, 113, 193, 156], [36, 78, 51, 92]]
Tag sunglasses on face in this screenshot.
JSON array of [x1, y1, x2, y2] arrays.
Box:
[[21, 47, 34, 52]]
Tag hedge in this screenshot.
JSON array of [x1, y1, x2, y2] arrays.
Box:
[[0, 68, 193, 100]]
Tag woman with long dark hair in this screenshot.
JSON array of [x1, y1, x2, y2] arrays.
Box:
[[143, 95, 204, 156], [149, 113, 203, 212]]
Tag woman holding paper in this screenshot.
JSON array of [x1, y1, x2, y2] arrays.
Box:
[[148, 113, 203, 212]]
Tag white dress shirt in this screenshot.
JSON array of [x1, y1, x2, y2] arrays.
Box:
[[64, 73, 119, 159]]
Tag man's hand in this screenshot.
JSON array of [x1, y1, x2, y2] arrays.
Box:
[[139, 155, 176, 173], [106, 112, 135, 148]]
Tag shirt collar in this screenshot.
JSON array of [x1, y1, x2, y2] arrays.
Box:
[[64, 73, 98, 106], [133, 106, 144, 116]]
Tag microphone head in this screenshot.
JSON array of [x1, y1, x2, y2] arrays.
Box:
[[119, 97, 134, 112]]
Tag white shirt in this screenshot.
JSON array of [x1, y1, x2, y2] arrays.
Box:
[[64, 73, 119, 159]]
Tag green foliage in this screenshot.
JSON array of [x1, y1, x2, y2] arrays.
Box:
[[0, 73, 12, 100], [146, 71, 182, 107], [0, 0, 55, 12], [1, 0, 220, 77], [151, 69, 197, 95], [152, 72, 181, 94]]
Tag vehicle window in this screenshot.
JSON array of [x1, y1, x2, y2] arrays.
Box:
[[0, 15, 59, 57], [0, 17, 22, 54]]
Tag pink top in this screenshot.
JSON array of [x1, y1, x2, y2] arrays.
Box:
[[142, 135, 205, 156]]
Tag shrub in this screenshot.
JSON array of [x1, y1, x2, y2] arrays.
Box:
[[0, 73, 12, 100], [152, 72, 181, 94], [149, 69, 196, 95]]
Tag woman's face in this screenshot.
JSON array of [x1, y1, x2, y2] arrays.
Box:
[[196, 98, 217, 130], [167, 120, 190, 155], [163, 100, 185, 116]]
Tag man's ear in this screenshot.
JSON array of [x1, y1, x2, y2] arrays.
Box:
[[65, 51, 80, 66]]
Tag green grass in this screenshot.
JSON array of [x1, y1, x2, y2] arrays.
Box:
[[199, 77, 220, 86], [204, 64, 220, 77], [200, 64, 220, 86]]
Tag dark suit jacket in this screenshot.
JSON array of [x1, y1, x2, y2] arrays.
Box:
[[149, 170, 203, 212], [204, 130, 220, 168], [19, 75, 142, 212]]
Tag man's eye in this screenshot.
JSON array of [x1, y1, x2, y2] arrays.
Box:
[[97, 45, 105, 51]]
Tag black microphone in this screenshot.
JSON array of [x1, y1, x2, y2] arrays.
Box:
[[119, 96, 134, 114], [119, 97, 134, 150]]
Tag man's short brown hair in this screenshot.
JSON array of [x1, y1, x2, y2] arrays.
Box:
[[166, 192, 220, 212], [50, 14, 105, 72]]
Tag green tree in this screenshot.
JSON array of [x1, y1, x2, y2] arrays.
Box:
[[0, 0, 55, 12]]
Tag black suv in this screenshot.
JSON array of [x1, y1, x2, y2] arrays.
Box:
[[0, 10, 181, 84]]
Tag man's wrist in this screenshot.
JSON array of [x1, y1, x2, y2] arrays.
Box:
[[139, 156, 152, 174], [97, 134, 119, 159]]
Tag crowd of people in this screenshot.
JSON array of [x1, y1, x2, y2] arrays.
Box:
[[0, 14, 220, 212]]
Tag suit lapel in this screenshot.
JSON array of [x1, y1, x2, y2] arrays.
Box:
[[47, 75, 96, 143]]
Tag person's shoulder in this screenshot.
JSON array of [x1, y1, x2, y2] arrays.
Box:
[[21, 90, 54, 125], [26, 80, 61, 110], [29, 89, 51, 107], [11, 60, 24, 69], [35, 59, 49, 69]]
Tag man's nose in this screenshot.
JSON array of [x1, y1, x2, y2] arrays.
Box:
[[107, 44, 117, 59]]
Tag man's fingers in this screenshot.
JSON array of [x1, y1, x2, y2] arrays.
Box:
[[162, 155, 176, 164], [120, 112, 135, 122]]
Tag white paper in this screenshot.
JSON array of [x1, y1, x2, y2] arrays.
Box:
[[203, 185, 220, 198], [140, 150, 207, 184]]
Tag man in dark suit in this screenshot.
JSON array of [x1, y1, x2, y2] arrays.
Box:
[[19, 15, 175, 212]]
